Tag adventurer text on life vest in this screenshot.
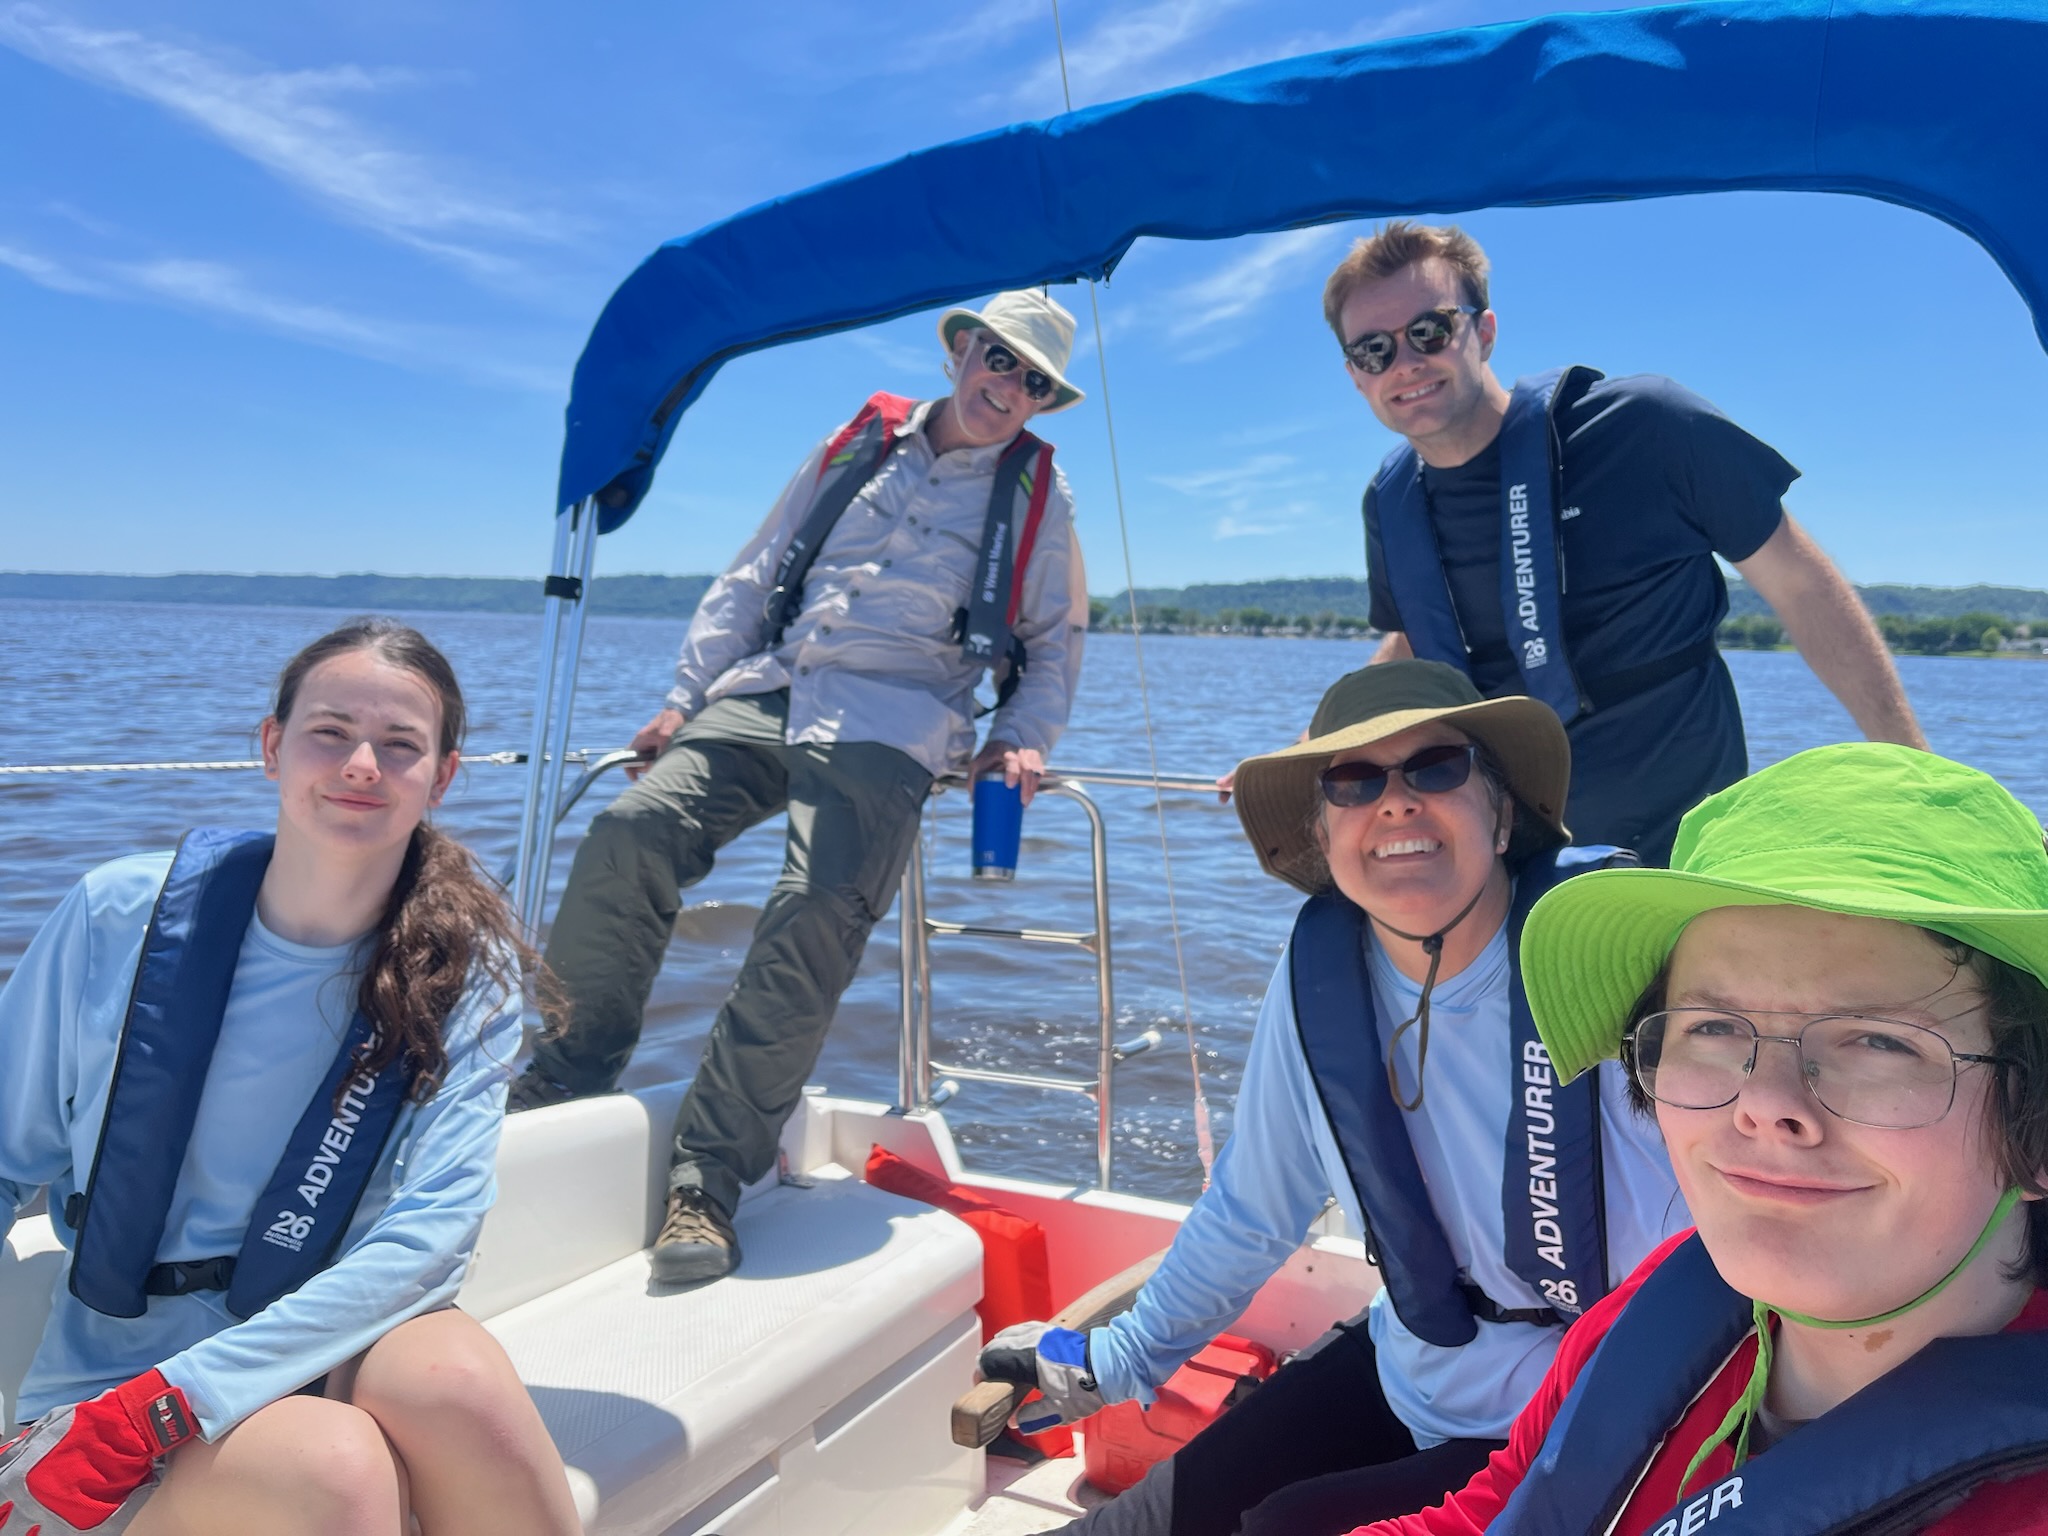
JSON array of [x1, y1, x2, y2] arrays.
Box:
[[1521, 1040, 1574, 1301], [269, 1059, 383, 1253]]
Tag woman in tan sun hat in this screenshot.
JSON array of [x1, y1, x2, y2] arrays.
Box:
[[978, 660, 1687, 1536]]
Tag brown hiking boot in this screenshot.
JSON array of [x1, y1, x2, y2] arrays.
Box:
[[652, 1189, 740, 1283]]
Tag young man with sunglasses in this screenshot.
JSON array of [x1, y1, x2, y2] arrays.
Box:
[[980, 662, 1686, 1536], [1329, 221, 1923, 865], [509, 290, 1089, 1282]]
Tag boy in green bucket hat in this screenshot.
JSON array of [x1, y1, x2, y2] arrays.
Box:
[[1350, 743, 2048, 1536]]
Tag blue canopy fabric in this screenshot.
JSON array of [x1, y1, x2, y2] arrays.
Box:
[[560, 0, 2048, 531]]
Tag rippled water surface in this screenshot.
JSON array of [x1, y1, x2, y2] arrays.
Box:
[[6, 598, 2045, 1203]]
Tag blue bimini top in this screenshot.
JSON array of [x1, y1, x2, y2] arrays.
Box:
[[553, 0, 2048, 532]]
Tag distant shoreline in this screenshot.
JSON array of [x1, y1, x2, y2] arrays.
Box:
[[7, 570, 2048, 654]]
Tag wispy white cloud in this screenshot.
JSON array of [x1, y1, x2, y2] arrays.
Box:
[[0, 236, 558, 392], [838, 327, 941, 376], [1007, 0, 1457, 113], [1012, 0, 1254, 111], [0, 5, 552, 272], [884, 0, 1048, 75], [1215, 511, 1311, 539], [1152, 446, 1331, 542], [1155, 225, 1344, 359], [0, 241, 109, 295], [116, 257, 417, 352], [1154, 452, 1304, 499]]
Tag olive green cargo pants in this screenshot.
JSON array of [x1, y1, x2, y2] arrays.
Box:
[[534, 690, 932, 1217]]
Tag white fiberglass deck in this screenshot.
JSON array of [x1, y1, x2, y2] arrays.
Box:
[[1, 1088, 1379, 1536]]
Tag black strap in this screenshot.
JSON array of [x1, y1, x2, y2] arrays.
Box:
[[1580, 634, 1719, 713], [953, 620, 1029, 715], [144, 1256, 236, 1298], [1457, 1279, 1564, 1328]]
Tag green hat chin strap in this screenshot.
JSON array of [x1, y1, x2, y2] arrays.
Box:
[[1679, 1187, 2025, 1496]]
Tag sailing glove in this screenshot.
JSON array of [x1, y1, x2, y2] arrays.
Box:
[[0, 1370, 195, 1532], [979, 1322, 1107, 1432]]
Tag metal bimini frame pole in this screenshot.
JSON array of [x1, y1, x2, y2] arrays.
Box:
[[512, 497, 600, 930]]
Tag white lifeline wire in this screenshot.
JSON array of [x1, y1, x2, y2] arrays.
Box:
[[1050, 0, 1214, 1183]]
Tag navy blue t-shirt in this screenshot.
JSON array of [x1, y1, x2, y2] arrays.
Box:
[[1364, 372, 1797, 864]]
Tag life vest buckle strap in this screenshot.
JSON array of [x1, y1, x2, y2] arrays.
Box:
[[1457, 1279, 1563, 1329], [143, 1255, 236, 1298]]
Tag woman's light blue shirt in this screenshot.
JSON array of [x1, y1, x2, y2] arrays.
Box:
[[0, 851, 520, 1438], [1088, 904, 1689, 1446]]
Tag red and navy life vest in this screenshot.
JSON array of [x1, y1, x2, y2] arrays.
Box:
[[1373, 366, 1715, 727], [764, 392, 1056, 706], [64, 829, 411, 1320], [1288, 845, 1630, 1347], [1493, 1234, 2048, 1536]]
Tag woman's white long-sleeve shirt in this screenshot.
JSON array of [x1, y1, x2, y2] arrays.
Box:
[[0, 852, 520, 1437]]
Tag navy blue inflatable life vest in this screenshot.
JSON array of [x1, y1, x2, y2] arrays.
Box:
[[1375, 367, 1728, 729], [1373, 367, 1594, 725], [1494, 1233, 2048, 1536], [65, 829, 411, 1320], [1289, 845, 1629, 1348]]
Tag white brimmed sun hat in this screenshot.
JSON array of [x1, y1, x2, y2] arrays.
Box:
[[936, 290, 1085, 413]]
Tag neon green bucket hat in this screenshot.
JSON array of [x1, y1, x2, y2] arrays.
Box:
[[1523, 743, 2048, 1084]]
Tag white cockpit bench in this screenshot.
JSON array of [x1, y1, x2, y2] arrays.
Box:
[[467, 1089, 985, 1536]]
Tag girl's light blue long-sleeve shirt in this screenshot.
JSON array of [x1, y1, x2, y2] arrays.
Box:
[[1088, 912, 1689, 1446], [0, 851, 520, 1438]]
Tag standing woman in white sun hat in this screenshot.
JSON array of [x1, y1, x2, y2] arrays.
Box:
[[512, 290, 1091, 1285], [981, 660, 1687, 1536]]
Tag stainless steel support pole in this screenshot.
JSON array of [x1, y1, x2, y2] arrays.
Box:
[[511, 509, 576, 928], [912, 846, 934, 1111], [524, 500, 601, 928], [896, 850, 920, 1113], [1047, 783, 1118, 1190]]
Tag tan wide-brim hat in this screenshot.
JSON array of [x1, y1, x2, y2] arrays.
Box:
[[1234, 660, 1573, 896], [937, 289, 1085, 412]]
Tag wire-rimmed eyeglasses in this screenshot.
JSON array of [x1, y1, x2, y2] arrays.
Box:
[[1623, 1007, 2017, 1130]]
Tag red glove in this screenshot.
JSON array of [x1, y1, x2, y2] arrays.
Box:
[[0, 1370, 195, 1532]]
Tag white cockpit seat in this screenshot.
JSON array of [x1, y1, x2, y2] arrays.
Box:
[[469, 1091, 986, 1536]]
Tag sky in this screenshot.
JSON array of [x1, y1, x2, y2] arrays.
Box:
[[4, 0, 2046, 592]]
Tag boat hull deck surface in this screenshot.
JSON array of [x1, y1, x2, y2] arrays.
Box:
[[0, 1087, 1379, 1535]]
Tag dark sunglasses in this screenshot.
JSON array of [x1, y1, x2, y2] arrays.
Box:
[[980, 340, 1057, 403], [1341, 305, 1480, 375], [1318, 743, 1477, 808]]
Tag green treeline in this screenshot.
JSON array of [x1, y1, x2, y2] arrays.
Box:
[[7, 572, 2048, 655], [1719, 610, 2032, 656]]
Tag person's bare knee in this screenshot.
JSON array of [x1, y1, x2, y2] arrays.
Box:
[[342, 1309, 577, 1534], [349, 1309, 524, 1442], [132, 1395, 401, 1536]]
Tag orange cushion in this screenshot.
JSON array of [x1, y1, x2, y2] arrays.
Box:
[[864, 1145, 1073, 1457]]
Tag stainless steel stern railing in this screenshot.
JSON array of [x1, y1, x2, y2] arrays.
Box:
[[894, 767, 1217, 1189]]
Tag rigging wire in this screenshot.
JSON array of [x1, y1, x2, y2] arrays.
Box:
[[1050, 0, 1215, 1184]]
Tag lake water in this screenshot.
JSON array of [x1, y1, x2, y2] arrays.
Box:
[[5, 598, 2046, 1203]]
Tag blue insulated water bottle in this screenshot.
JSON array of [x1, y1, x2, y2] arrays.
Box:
[[971, 775, 1025, 881]]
